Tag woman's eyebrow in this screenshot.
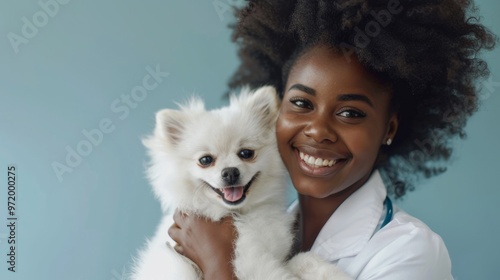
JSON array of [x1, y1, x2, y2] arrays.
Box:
[[337, 94, 374, 108], [288, 83, 316, 96], [288, 84, 374, 107]]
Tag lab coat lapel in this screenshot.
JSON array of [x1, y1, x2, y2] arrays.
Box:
[[311, 170, 387, 262]]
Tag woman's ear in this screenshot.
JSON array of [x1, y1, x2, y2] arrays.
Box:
[[384, 113, 399, 146]]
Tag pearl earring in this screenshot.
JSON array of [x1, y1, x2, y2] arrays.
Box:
[[386, 138, 392, 146]]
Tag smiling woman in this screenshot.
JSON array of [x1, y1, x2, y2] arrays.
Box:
[[168, 0, 497, 279], [275, 45, 403, 260]]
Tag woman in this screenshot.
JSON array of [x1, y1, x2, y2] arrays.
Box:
[[168, 0, 496, 279]]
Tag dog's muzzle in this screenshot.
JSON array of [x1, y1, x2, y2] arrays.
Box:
[[204, 172, 260, 206]]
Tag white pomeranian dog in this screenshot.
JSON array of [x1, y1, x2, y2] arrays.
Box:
[[130, 86, 351, 280]]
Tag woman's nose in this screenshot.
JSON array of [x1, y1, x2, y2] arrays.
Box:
[[303, 113, 338, 143]]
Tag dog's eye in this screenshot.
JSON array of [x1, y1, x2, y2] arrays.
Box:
[[238, 149, 255, 160], [199, 155, 214, 166]]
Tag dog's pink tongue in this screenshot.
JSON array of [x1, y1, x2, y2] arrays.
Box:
[[222, 187, 244, 202]]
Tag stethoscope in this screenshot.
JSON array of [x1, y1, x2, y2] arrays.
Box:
[[380, 196, 394, 229]]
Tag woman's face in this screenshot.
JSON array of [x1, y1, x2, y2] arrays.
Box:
[[276, 45, 398, 199]]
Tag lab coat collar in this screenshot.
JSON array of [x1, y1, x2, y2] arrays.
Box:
[[310, 170, 387, 262]]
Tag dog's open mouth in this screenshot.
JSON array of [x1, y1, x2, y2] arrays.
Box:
[[205, 172, 260, 205]]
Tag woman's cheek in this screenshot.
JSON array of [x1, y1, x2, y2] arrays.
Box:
[[276, 113, 301, 161], [344, 127, 383, 166], [277, 112, 308, 146]]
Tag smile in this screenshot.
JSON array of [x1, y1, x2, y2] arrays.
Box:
[[299, 151, 337, 168], [205, 172, 260, 205], [296, 149, 348, 177]]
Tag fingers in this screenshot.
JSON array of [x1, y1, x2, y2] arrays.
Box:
[[168, 223, 185, 256], [169, 210, 192, 255], [168, 219, 180, 239], [173, 244, 184, 255], [172, 209, 190, 227]]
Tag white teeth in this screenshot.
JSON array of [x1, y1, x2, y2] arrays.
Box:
[[307, 157, 315, 165], [299, 152, 338, 168]]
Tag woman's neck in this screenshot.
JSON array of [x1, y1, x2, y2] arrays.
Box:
[[297, 194, 346, 252], [296, 172, 372, 252]]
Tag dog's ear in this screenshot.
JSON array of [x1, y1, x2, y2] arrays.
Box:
[[152, 96, 205, 146], [153, 109, 189, 145], [143, 97, 205, 149], [233, 85, 280, 127]]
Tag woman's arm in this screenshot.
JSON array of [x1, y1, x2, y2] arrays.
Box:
[[168, 210, 238, 280]]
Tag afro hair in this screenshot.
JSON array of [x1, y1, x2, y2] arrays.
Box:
[[227, 0, 496, 198]]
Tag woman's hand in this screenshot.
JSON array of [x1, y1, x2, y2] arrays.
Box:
[[168, 210, 238, 280]]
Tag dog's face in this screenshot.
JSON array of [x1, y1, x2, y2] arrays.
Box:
[[144, 86, 284, 212], [188, 129, 266, 209]]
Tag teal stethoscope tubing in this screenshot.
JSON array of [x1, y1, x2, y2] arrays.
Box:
[[381, 196, 393, 229]]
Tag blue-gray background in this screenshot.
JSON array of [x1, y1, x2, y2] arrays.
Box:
[[0, 1, 498, 279]]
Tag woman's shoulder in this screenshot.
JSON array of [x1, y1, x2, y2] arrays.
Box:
[[347, 206, 453, 279], [385, 206, 448, 249]]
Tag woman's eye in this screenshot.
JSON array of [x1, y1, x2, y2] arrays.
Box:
[[290, 98, 313, 109], [199, 155, 214, 166], [238, 149, 255, 160], [337, 109, 366, 118]]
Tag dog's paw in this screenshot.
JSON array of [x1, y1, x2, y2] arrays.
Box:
[[287, 252, 352, 280]]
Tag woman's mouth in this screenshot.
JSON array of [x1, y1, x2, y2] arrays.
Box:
[[299, 151, 337, 168], [297, 150, 347, 176]]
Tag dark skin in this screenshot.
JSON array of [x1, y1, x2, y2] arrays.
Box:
[[169, 45, 398, 279], [168, 211, 237, 280], [296, 191, 357, 252]]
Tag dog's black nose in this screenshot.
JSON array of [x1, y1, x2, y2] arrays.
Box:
[[221, 167, 240, 185]]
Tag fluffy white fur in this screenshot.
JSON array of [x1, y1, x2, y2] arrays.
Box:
[[130, 86, 351, 280]]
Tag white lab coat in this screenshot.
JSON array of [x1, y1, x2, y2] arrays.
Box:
[[289, 170, 453, 279]]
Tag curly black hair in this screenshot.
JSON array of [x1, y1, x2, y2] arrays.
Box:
[[227, 0, 496, 198]]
